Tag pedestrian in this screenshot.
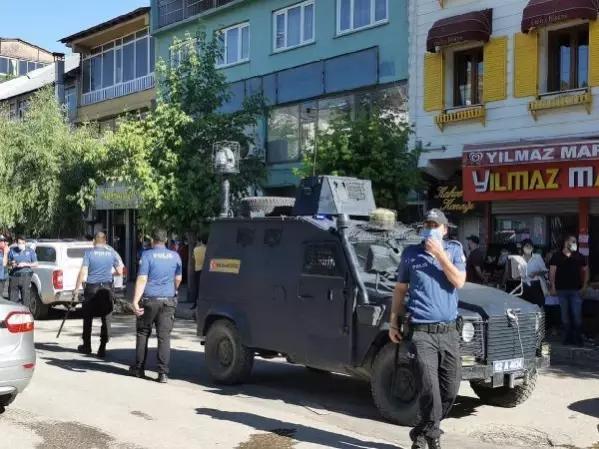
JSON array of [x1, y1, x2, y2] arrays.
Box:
[[191, 237, 207, 309], [178, 239, 189, 285], [0, 235, 9, 297], [519, 239, 547, 307], [550, 235, 589, 346], [129, 229, 182, 383], [390, 209, 466, 449], [73, 232, 123, 357], [8, 236, 38, 305], [465, 235, 484, 284]]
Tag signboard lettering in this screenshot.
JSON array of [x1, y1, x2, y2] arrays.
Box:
[[434, 186, 475, 214]]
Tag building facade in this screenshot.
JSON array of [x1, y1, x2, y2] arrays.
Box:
[[152, 0, 409, 194], [0, 38, 53, 80], [409, 0, 599, 270], [60, 7, 157, 276]]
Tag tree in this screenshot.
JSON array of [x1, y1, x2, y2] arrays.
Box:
[[294, 93, 422, 216], [79, 27, 267, 234], [0, 87, 102, 237]]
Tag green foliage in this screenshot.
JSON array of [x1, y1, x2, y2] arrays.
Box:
[[0, 88, 102, 236], [86, 27, 267, 232], [295, 95, 422, 214]]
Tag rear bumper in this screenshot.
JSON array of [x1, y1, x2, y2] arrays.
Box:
[[0, 361, 35, 396], [46, 287, 127, 305], [462, 355, 550, 380]]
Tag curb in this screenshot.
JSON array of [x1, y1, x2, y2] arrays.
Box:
[[549, 344, 599, 368]]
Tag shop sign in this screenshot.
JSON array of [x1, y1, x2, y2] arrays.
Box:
[[463, 160, 599, 201], [463, 139, 599, 167], [95, 183, 139, 210], [433, 185, 476, 214]]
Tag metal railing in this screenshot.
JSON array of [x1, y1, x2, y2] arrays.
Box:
[[81, 73, 155, 107], [157, 0, 239, 28]]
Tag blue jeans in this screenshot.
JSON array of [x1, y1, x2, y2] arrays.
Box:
[[557, 290, 583, 339]]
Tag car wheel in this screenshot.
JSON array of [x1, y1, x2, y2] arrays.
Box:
[[27, 286, 49, 320], [204, 319, 254, 385], [0, 393, 16, 407], [470, 370, 538, 407], [371, 343, 421, 427]]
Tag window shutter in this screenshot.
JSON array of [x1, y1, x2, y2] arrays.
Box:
[[513, 32, 538, 98], [483, 36, 508, 103], [589, 21, 599, 87], [423, 53, 444, 112]]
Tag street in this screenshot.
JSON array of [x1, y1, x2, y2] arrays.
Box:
[[0, 312, 597, 449]]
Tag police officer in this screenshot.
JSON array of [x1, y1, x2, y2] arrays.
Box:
[[73, 232, 123, 357], [0, 235, 9, 296], [8, 236, 38, 305], [389, 209, 466, 449], [129, 229, 182, 384]]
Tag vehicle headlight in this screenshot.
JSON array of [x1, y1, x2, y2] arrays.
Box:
[[461, 322, 475, 343]]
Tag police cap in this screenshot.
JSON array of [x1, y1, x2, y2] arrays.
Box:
[[423, 209, 449, 225]]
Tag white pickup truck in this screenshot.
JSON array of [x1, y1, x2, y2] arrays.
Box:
[[3, 240, 127, 319]]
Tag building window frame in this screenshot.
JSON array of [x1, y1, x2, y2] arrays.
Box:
[[81, 28, 155, 95], [453, 47, 484, 108], [546, 24, 589, 93], [0, 56, 46, 77], [337, 0, 389, 36], [169, 38, 198, 68], [216, 22, 251, 68], [273, 0, 316, 53]]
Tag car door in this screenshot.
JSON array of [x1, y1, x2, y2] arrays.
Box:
[[295, 240, 352, 367]]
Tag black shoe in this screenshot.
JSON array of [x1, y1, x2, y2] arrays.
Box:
[[97, 343, 107, 358], [77, 345, 92, 355], [157, 373, 168, 383], [410, 429, 426, 449], [426, 437, 441, 449], [128, 366, 145, 378]]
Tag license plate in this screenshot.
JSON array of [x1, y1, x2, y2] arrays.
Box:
[[493, 358, 524, 373]]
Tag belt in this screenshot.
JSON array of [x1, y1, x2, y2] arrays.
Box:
[[412, 321, 456, 333], [10, 272, 32, 277], [87, 283, 113, 288], [142, 296, 175, 301]]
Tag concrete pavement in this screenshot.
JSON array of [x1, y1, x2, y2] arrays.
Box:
[[1, 313, 597, 448]]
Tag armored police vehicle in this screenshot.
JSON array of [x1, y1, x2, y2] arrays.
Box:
[[196, 176, 550, 425]]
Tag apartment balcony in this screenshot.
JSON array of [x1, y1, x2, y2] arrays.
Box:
[[81, 73, 155, 107], [157, 0, 240, 29]]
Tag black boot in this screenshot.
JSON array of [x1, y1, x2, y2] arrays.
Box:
[[97, 342, 107, 358], [410, 429, 426, 449], [157, 373, 168, 384], [77, 343, 92, 355], [426, 437, 441, 449], [128, 366, 145, 378]]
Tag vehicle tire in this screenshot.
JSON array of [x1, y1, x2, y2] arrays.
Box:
[[240, 197, 295, 215], [470, 370, 538, 407], [371, 343, 421, 427], [0, 393, 16, 407], [27, 285, 49, 320], [204, 319, 254, 385]]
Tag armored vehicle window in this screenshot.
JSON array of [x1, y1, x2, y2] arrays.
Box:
[[236, 228, 255, 247], [303, 243, 342, 277], [264, 229, 282, 247]]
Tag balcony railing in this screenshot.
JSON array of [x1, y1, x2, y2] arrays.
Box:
[[157, 0, 239, 29], [81, 73, 155, 107]]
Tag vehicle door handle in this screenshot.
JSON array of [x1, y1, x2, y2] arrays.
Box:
[[328, 289, 333, 301]]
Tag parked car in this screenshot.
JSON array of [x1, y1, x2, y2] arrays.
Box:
[[0, 298, 35, 409], [3, 240, 127, 319]]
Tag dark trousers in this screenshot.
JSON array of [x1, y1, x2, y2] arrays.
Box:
[[410, 329, 462, 440], [9, 274, 32, 304], [0, 279, 6, 298], [522, 282, 545, 308], [82, 284, 114, 346], [192, 270, 202, 306], [134, 298, 177, 374]]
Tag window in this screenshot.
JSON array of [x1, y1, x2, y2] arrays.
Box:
[[17, 99, 28, 118], [493, 216, 546, 247], [547, 25, 589, 93], [338, 0, 388, 35], [35, 247, 57, 263], [81, 30, 154, 94], [303, 243, 342, 277], [217, 23, 250, 67], [169, 38, 197, 68], [453, 48, 484, 107], [274, 1, 315, 51], [66, 248, 92, 259]]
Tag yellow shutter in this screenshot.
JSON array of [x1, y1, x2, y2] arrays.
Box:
[[588, 21, 599, 87], [513, 32, 538, 98], [423, 52, 444, 112], [483, 36, 508, 103]]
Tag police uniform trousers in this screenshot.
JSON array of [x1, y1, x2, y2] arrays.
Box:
[[408, 323, 462, 440], [82, 283, 114, 345], [134, 298, 177, 374], [9, 273, 32, 305]]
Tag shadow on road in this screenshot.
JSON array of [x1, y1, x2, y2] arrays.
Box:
[[568, 398, 599, 418], [543, 363, 599, 380], [195, 408, 404, 449], [34, 341, 482, 426]]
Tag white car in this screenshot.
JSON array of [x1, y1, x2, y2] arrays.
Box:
[[5, 240, 127, 319]]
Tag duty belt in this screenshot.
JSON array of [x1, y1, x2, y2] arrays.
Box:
[[412, 321, 456, 333], [142, 296, 175, 301]]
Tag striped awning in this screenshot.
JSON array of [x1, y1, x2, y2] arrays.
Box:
[[427, 9, 493, 53], [522, 0, 599, 33]]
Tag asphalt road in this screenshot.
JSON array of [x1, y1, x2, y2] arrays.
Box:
[[1, 312, 598, 449]]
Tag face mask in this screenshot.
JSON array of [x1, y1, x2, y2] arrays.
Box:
[[423, 228, 443, 241], [569, 243, 578, 252], [523, 247, 533, 255], [17, 244, 25, 251]]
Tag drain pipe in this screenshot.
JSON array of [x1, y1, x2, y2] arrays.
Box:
[[53, 52, 65, 105]]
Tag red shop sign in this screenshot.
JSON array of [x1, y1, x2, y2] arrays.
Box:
[[463, 160, 599, 201]]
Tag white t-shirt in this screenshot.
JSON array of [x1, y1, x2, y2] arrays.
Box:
[[523, 253, 547, 285]]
